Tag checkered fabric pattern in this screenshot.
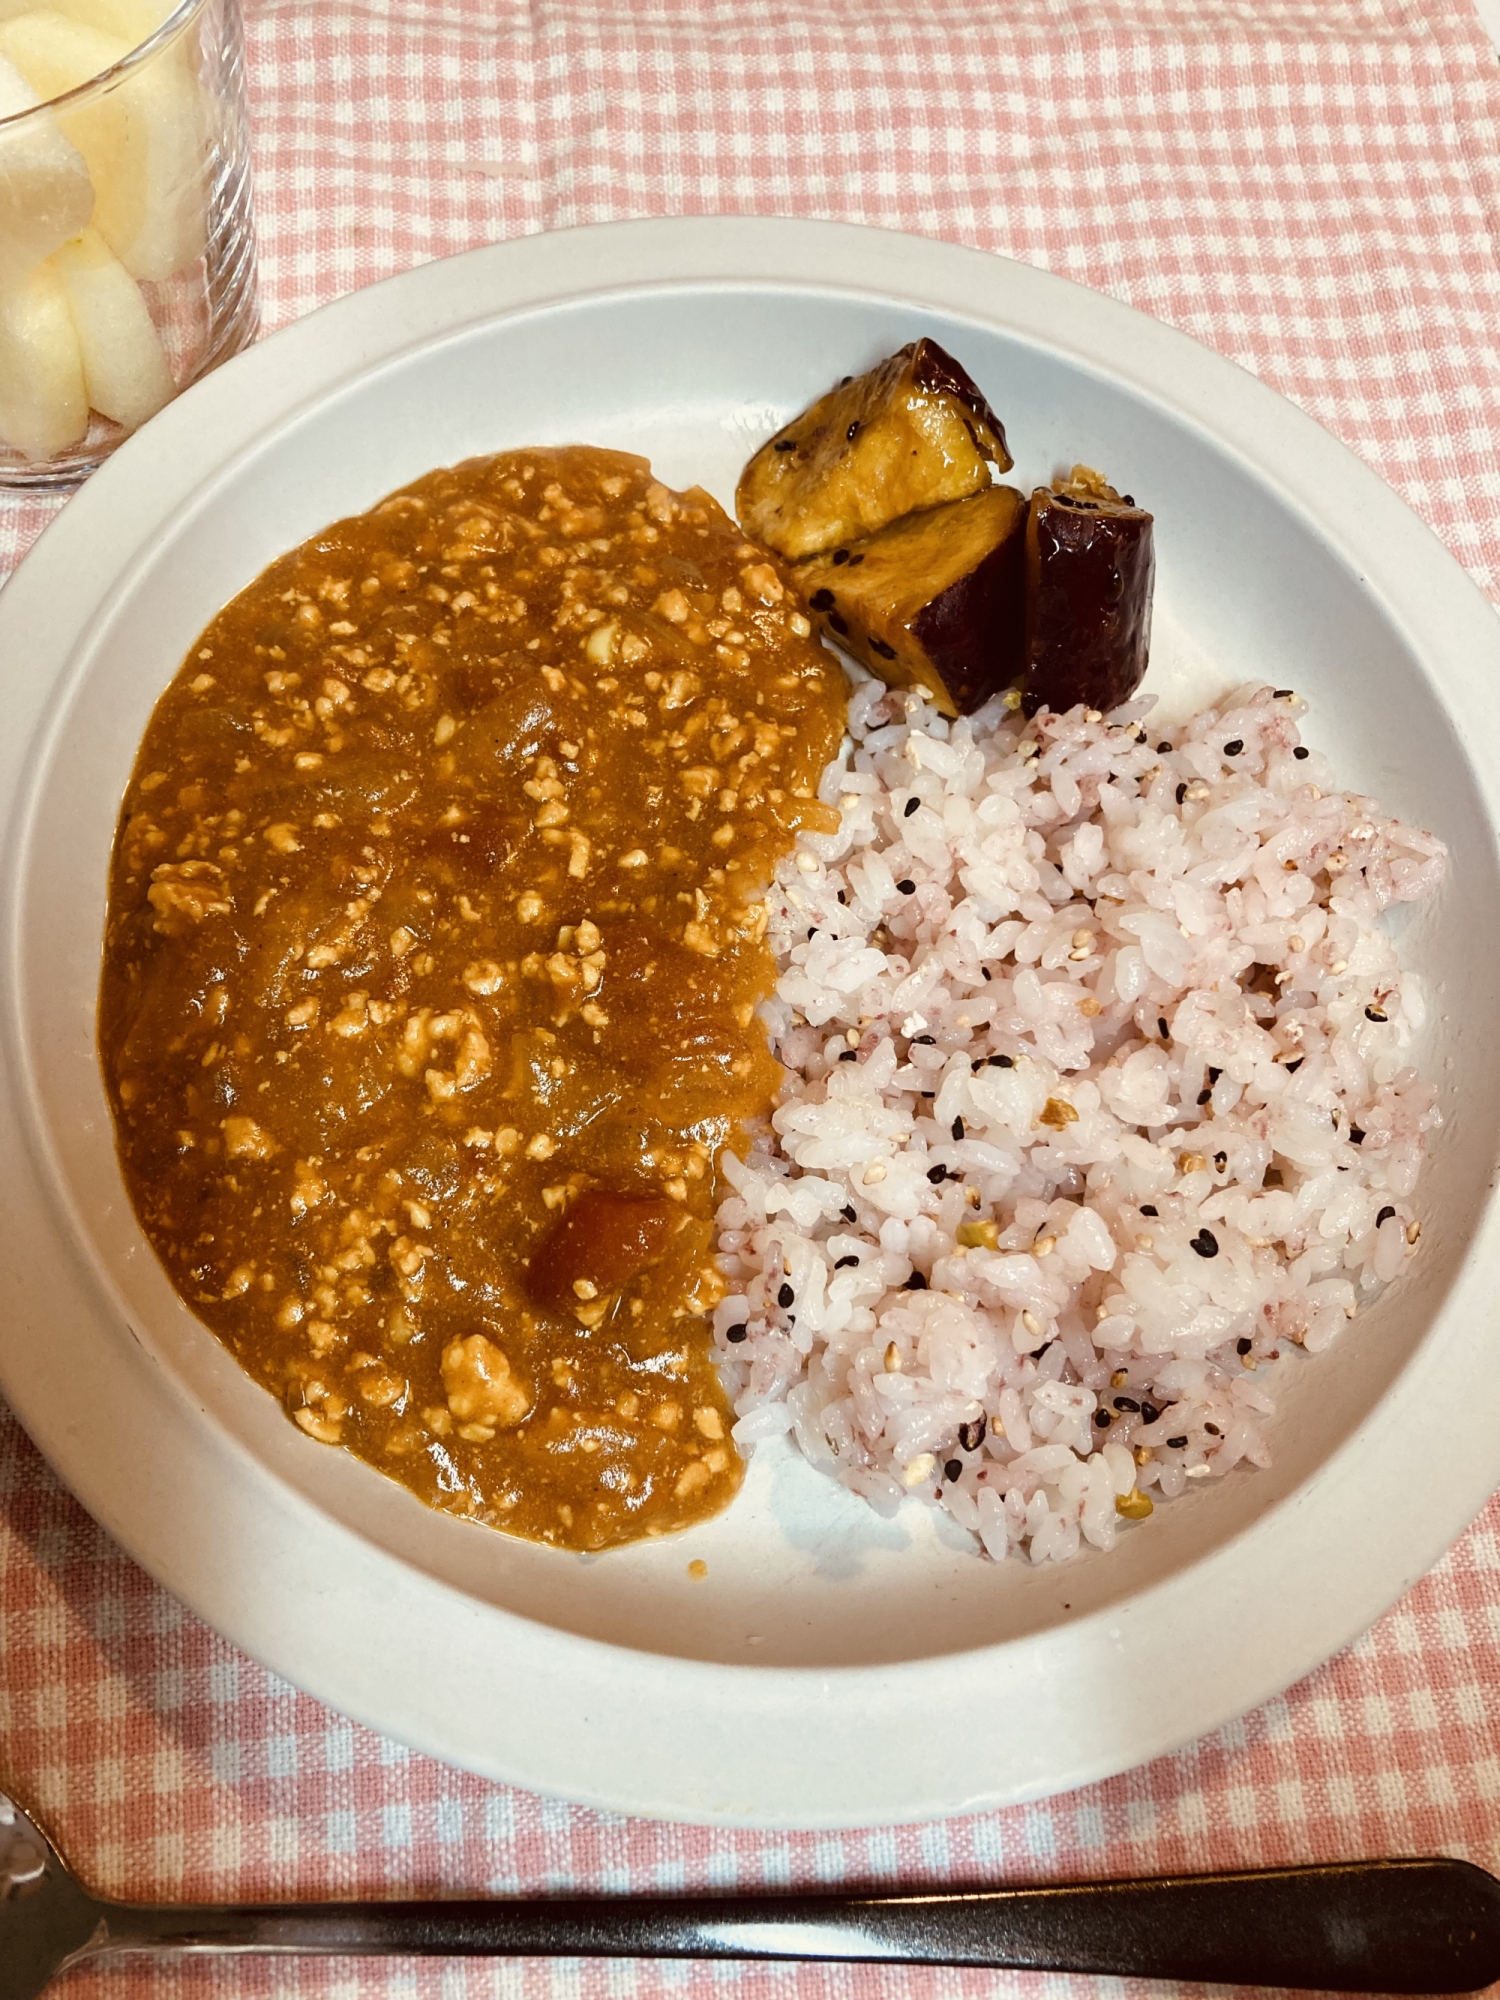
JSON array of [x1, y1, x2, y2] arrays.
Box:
[[4, 0, 1500, 1991]]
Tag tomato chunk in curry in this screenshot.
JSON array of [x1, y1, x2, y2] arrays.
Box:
[[99, 446, 848, 1549]]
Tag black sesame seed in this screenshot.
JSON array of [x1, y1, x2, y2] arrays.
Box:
[[847, 420, 860, 441], [1175, 783, 1188, 804], [1166, 1435, 1188, 1449], [777, 1283, 794, 1309], [1204, 1422, 1220, 1436], [1196, 1088, 1213, 1106], [828, 611, 849, 637], [1158, 1017, 1170, 1039], [1284, 1057, 1304, 1073], [1274, 689, 1294, 698], [807, 927, 817, 939], [726, 1323, 749, 1343], [1377, 1205, 1396, 1228], [808, 587, 835, 612], [981, 966, 992, 980], [926, 1164, 948, 1184], [773, 438, 797, 452], [838, 1049, 858, 1061], [1140, 1399, 1161, 1425], [905, 1271, 928, 1291], [846, 553, 865, 566], [990, 1054, 1013, 1068], [1236, 1337, 1253, 1355], [958, 1416, 987, 1451], [1157, 741, 1172, 754], [1293, 745, 1310, 760], [870, 637, 897, 660], [1121, 494, 1135, 506], [1191, 1229, 1219, 1258], [841, 1205, 857, 1223], [839, 375, 852, 386], [911, 1033, 936, 1046], [1094, 1408, 1112, 1429], [944, 1458, 963, 1483], [1113, 1396, 1140, 1413], [952, 1117, 965, 1140], [831, 548, 850, 565], [1214, 1151, 1227, 1170], [834, 1254, 859, 1269], [897, 879, 916, 894], [1139, 1204, 1158, 1217], [1365, 1005, 1387, 1022], [1223, 739, 1243, 756], [903, 796, 920, 817], [1349, 1127, 1365, 1145], [837, 890, 847, 904]]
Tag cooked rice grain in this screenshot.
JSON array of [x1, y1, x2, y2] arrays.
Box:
[[712, 681, 1446, 1563]]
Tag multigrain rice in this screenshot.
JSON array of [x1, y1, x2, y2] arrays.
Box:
[[712, 681, 1446, 1563]]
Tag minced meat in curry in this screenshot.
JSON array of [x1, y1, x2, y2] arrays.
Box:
[[99, 446, 848, 1549]]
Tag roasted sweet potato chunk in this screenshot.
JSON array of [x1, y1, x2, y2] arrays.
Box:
[[737, 339, 1012, 562], [794, 485, 1027, 717], [526, 1190, 683, 1320], [1023, 465, 1154, 716]]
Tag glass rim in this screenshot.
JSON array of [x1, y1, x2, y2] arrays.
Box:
[[0, 0, 212, 133]]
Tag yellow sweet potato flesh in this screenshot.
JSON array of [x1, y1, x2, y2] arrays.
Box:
[[794, 485, 1028, 717], [737, 338, 1012, 562]]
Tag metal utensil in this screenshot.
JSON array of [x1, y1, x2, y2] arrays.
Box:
[[4, 1786, 1499, 1998]]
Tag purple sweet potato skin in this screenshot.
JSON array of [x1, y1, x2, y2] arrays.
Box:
[[909, 338, 1011, 469], [1023, 493, 1154, 715], [910, 512, 1026, 715]]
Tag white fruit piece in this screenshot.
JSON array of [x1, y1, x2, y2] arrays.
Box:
[[0, 10, 206, 282], [53, 224, 171, 427], [0, 258, 87, 459], [0, 13, 127, 103], [0, 0, 173, 48], [0, 49, 94, 280]]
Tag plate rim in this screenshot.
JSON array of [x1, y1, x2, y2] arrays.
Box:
[[3, 214, 1500, 1827]]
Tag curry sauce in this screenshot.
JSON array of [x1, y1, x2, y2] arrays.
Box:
[[99, 446, 848, 1549]]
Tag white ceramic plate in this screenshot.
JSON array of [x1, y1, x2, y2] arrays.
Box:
[[3, 217, 1499, 1830]]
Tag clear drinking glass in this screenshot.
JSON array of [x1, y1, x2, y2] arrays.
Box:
[[0, 0, 258, 487]]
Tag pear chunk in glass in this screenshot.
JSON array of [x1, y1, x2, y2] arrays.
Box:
[[0, 0, 256, 485]]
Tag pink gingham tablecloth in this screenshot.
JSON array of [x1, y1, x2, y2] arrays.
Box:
[[5, 0, 1500, 1991]]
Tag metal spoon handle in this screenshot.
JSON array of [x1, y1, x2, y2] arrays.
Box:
[[98, 1858, 1500, 1991]]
